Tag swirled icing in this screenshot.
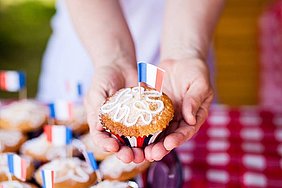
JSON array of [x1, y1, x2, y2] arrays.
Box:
[[100, 155, 148, 178], [91, 180, 130, 188], [39, 158, 93, 183], [0, 100, 47, 127], [0, 130, 23, 152], [100, 87, 164, 126], [0, 181, 32, 188]]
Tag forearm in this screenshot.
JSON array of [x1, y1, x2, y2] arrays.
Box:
[[161, 0, 225, 61], [66, 0, 136, 69]]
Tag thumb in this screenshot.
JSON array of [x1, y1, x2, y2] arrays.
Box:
[[182, 85, 206, 125]]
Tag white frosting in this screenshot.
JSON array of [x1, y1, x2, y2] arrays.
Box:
[[40, 158, 93, 183], [66, 104, 87, 129], [100, 87, 164, 126], [91, 180, 130, 188], [0, 130, 23, 151], [21, 134, 71, 160], [0, 100, 47, 127], [100, 155, 147, 178], [0, 181, 32, 188]]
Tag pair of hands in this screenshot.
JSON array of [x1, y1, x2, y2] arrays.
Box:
[[85, 58, 214, 163]]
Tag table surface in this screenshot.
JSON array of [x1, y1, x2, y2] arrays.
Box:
[[176, 105, 282, 188]]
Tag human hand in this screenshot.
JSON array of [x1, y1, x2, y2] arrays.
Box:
[[144, 58, 214, 161], [85, 63, 149, 163]]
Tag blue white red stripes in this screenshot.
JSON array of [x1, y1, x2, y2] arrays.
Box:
[[44, 125, 72, 146], [48, 100, 73, 121], [0, 71, 25, 92], [7, 154, 27, 181], [41, 169, 54, 188], [86, 152, 98, 171], [137, 62, 165, 92]]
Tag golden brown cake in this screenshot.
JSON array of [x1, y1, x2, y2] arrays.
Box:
[[0, 130, 27, 153], [35, 157, 96, 188], [80, 133, 112, 161], [100, 155, 150, 181], [100, 86, 174, 147], [20, 133, 77, 163], [0, 100, 48, 133], [53, 104, 89, 135], [0, 153, 34, 182]]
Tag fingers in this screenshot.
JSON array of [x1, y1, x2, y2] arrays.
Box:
[[115, 146, 145, 163], [90, 130, 120, 152], [144, 140, 170, 162]]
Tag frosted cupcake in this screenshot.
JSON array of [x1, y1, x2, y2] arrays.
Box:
[[100, 86, 174, 147], [0, 100, 48, 132], [35, 157, 96, 188], [0, 130, 27, 153], [0, 153, 34, 182], [100, 155, 150, 181], [91, 180, 138, 188]]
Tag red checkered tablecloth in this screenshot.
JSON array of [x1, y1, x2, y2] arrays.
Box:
[[176, 105, 282, 188]]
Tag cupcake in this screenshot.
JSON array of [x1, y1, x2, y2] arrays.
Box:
[[0, 100, 48, 133], [100, 155, 150, 181], [91, 180, 138, 188], [0, 181, 37, 188], [51, 103, 89, 135], [100, 86, 174, 147], [0, 153, 34, 182], [20, 133, 76, 163], [35, 157, 96, 188], [80, 133, 112, 161], [0, 130, 27, 153]]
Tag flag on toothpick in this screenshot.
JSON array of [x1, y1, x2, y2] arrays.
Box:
[[137, 62, 165, 92], [65, 80, 83, 99], [44, 125, 72, 146], [7, 154, 27, 181], [48, 100, 73, 121], [0, 71, 26, 92], [86, 152, 98, 171], [41, 169, 54, 188]]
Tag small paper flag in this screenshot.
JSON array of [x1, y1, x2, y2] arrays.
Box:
[[137, 62, 165, 92], [65, 80, 83, 99], [7, 154, 27, 181], [41, 169, 54, 188], [44, 125, 72, 146], [0, 71, 25, 92], [48, 100, 73, 121], [86, 152, 98, 171]]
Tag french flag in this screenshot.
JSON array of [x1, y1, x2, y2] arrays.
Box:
[[137, 62, 165, 92], [41, 169, 54, 188], [7, 154, 27, 181], [86, 152, 98, 171], [48, 100, 73, 121], [0, 71, 25, 92], [65, 80, 83, 99], [44, 125, 72, 146]]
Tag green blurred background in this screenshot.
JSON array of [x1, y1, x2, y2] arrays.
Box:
[[0, 0, 55, 99]]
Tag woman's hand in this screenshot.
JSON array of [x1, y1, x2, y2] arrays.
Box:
[[144, 58, 214, 161], [85, 63, 148, 163]]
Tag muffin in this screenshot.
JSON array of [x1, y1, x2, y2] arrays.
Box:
[[0, 181, 37, 188], [0, 130, 27, 153], [0, 153, 34, 182], [51, 103, 89, 135], [100, 86, 174, 147], [20, 133, 76, 163], [91, 180, 138, 188], [80, 133, 112, 161], [0, 100, 48, 133], [100, 155, 150, 181], [35, 157, 96, 188]]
